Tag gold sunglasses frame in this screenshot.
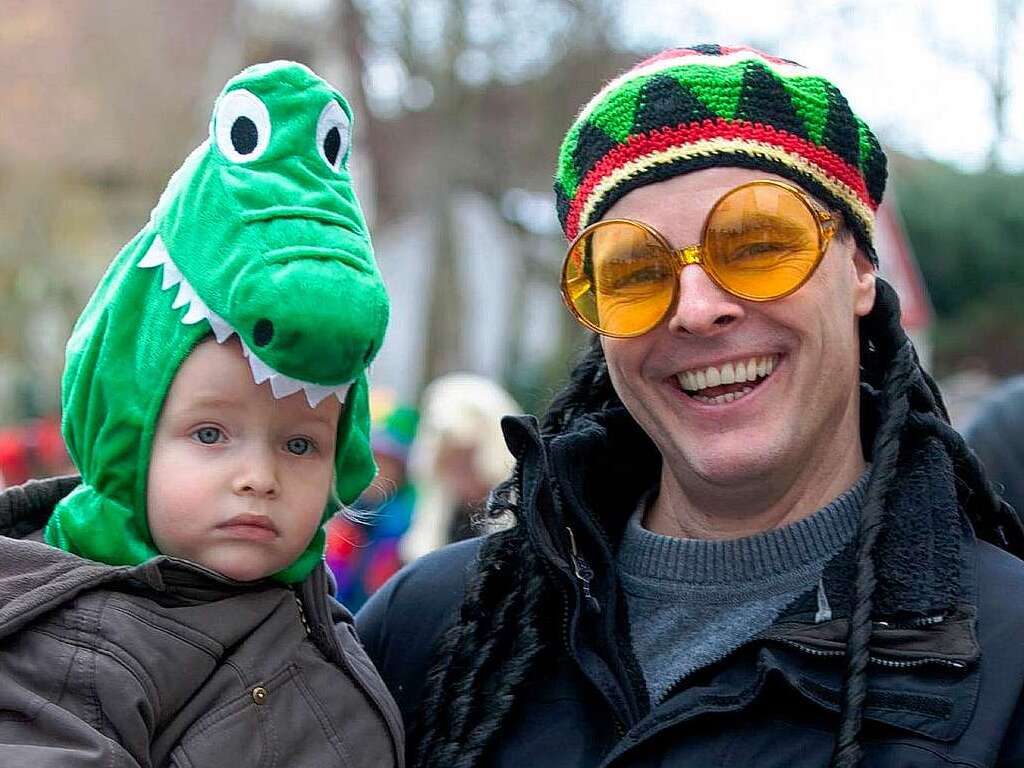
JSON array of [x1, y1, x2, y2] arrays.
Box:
[[560, 179, 838, 338]]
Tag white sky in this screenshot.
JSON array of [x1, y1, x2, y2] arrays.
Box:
[[257, 0, 1023, 171], [614, 0, 1024, 170]]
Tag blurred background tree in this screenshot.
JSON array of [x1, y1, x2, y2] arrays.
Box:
[[0, 0, 1022, 444]]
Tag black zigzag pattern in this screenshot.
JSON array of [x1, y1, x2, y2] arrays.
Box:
[[821, 83, 861, 168], [554, 182, 571, 229], [735, 62, 807, 139], [688, 43, 722, 56], [861, 130, 888, 205], [632, 75, 714, 135], [572, 122, 620, 183]]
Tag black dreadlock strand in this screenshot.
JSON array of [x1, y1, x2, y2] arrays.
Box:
[[831, 280, 914, 767], [410, 341, 616, 768], [832, 279, 1024, 766]]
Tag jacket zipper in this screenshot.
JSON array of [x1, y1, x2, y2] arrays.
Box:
[[293, 593, 311, 636], [656, 625, 967, 706], [566, 526, 601, 614], [873, 613, 946, 629], [772, 638, 968, 669]]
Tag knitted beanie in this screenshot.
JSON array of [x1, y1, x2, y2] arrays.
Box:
[[555, 44, 887, 263]]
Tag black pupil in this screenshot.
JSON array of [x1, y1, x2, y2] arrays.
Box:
[[231, 116, 259, 155], [324, 126, 341, 166]]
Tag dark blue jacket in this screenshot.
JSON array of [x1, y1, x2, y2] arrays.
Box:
[[358, 410, 1024, 767]]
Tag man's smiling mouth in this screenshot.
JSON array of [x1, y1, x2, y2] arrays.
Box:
[[675, 354, 780, 405]]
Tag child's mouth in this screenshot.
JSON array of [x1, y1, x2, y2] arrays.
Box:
[[217, 514, 279, 541]]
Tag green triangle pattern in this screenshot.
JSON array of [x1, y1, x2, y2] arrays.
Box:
[[678, 64, 745, 120], [588, 78, 646, 142], [784, 76, 833, 146]]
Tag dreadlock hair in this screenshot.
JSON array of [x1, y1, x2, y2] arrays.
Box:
[[831, 278, 1024, 766], [410, 278, 1024, 768], [409, 336, 619, 768]]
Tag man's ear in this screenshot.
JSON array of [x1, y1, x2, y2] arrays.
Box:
[[852, 250, 877, 318]]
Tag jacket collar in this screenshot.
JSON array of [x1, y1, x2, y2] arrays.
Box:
[[502, 404, 974, 623]]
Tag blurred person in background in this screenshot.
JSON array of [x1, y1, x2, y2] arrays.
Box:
[[965, 375, 1024, 516], [358, 45, 1024, 768], [327, 403, 419, 610], [401, 372, 521, 561]]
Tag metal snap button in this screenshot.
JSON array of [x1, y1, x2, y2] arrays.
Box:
[[251, 686, 268, 705]]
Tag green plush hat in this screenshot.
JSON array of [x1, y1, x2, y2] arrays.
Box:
[[45, 61, 389, 583], [555, 44, 887, 263]]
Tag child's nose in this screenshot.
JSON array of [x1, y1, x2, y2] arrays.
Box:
[[233, 453, 280, 498]]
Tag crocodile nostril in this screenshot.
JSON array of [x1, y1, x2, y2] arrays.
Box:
[[253, 319, 274, 347]]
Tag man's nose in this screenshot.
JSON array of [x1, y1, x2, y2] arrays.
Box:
[[665, 264, 744, 336], [233, 448, 280, 499]]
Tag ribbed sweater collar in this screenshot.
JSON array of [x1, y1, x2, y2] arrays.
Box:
[[618, 471, 869, 586]]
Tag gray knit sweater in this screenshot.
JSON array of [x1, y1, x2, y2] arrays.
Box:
[[617, 474, 868, 704]]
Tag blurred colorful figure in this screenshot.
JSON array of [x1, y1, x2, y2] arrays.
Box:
[[401, 373, 521, 561], [326, 402, 419, 610]]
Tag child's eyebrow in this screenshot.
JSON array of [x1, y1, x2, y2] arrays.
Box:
[[292, 411, 340, 430], [176, 395, 244, 413]]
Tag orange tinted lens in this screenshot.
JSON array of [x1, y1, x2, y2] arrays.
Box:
[[563, 222, 675, 336], [704, 184, 822, 299]]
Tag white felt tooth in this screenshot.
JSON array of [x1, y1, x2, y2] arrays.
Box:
[[333, 381, 354, 403], [247, 354, 275, 384], [138, 235, 170, 268], [182, 295, 211, 325], [160, 261, 183, 291], [208, 313, 234, 344], [239, 341, 253, 359], [303, 384, 335, 408], [172, 280, 195, 310], [270, 375, 304, 399]]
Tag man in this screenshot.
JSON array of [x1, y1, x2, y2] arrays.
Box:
[[356, 45, 1024, 767]]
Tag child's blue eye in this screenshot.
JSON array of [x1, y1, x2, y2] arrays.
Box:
[[286, 437, 313, 456], [194, 427, 223, 445]]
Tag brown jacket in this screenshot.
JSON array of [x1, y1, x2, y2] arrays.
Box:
[[0, 478, 404, 768]]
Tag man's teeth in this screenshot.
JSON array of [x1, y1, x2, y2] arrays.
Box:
[[676, 355, 778, 394], [693, 387, 754, 405], [138, 233, 354, 408]]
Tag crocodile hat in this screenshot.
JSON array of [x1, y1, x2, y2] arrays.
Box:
[[45, 62, 389, 583]]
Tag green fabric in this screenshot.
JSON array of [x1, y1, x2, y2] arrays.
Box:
[[382, 405, 419, 447], [45, 61, 389, 584]]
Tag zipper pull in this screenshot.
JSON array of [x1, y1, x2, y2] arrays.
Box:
[[294, 593, 311, 636], [566, 527, 601, 614]]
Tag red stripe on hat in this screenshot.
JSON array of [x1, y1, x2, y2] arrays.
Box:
[[565, 118, 875, 238]]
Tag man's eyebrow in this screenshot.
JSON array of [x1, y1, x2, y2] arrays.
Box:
[[715, 213, 809, 236]]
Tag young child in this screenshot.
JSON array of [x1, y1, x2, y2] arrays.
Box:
[[0, 62, 402, 767]]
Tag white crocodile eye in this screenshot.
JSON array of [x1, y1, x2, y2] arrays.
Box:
[[215, 89, 271, 163], [316, 100, 350, 172]]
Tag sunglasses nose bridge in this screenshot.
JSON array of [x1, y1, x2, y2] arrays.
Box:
[[673, 244, 704, 268]]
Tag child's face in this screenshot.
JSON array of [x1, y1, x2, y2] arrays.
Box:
[[147, 338, 341, 582]]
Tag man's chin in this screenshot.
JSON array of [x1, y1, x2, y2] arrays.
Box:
[[666, 441, 787, 488]]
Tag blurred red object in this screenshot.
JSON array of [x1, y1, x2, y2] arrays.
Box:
[[0, 430, 30, 486], [0, 416, 72, 487]]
